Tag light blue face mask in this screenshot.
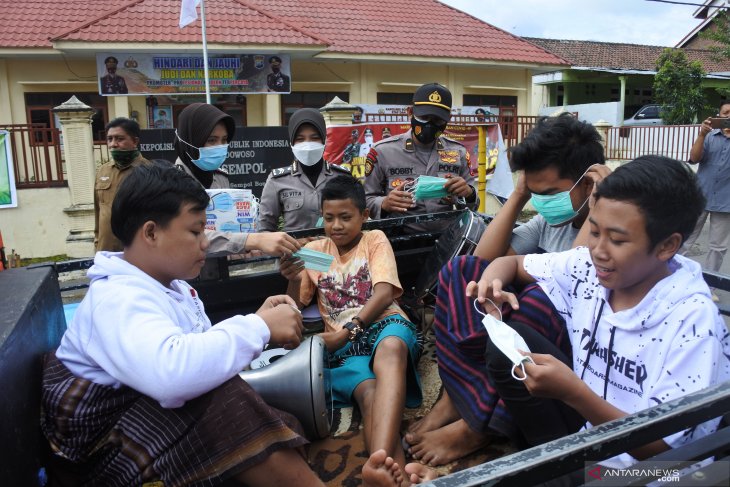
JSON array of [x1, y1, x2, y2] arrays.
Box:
[[407, 175, 449, 200], [530, 173, 589, 226], [177, 131, 229, 171], [293, 248, 334, 272]]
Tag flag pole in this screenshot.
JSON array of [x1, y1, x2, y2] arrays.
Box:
[[199, 0, 212, 104]]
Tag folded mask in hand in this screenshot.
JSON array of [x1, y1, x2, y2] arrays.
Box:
[[406, 175, 449, 200], [474, 299, 534, 381], [292, 248, 334, 272]]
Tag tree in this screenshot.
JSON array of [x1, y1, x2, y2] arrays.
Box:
[[701, 10, 730, 99], [653, 49, 706, 125]]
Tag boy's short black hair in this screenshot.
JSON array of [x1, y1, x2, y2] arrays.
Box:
[[111, 163, 209, 247], [594, 155, 705, 249], [510, 113, 605, 181], [106, 117, 141, 139], [321, 175, 366, 212], [718, 100, 730, 113]]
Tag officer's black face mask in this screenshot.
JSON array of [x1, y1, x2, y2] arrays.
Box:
[[411, 116, 446, 144]]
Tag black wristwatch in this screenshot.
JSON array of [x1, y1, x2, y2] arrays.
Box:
[[344, 321, 362, 341]]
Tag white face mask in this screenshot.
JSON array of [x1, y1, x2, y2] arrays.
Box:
[[292, 141, 325, 166], [474, 299, 534, 381]]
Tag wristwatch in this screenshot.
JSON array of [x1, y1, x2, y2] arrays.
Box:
[[343, 320, 362, 341]]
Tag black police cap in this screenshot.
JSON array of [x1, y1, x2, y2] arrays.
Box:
[[412, 83, 452, 122]]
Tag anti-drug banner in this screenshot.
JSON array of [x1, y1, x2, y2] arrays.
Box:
[[324, 122, 506, 184], [0, 131, 18, 209], [96, 53, 292, 96], [138, 127, 290, 199]]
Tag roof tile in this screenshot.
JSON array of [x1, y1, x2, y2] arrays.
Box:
[[2, 0, 566, 66], [526, 37, 730, 74]]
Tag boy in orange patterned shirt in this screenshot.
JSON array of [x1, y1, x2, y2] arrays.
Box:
[[280, 175, 423, 482]]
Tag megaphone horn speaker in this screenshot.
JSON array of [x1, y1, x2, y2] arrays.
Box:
[[239, 336, 330, 440]]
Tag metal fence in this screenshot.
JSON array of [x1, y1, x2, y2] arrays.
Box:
[[605, 124, 701, 161], [0, 124, 65, 188]]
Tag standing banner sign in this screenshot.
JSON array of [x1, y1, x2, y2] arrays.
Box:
[[324, 122, 507, 185], [0, 131, 18, 209], [138, 127, 290, 199], [96, 53, 292, 96]]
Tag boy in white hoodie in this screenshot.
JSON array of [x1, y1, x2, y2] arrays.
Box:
[[469, 155, 730, 469], [41, 163, 325, 487]]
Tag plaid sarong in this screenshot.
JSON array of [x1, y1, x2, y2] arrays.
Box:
[[41, 353, 307, 487], [433, 255, 571, 441]]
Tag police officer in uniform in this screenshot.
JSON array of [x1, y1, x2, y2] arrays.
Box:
[[363, 82, 478, 232], [258, 108, 350, 231], [343, 128, 360, 164]]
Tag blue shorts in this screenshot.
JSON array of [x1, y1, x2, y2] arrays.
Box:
[[327, 314, 423, 409]]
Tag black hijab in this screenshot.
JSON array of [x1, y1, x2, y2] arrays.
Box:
[[174, 103, 235, 188], [288, 108, 327, 185]]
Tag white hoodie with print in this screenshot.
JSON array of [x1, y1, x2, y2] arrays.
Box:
[[56, 251, 271, 408], [524, 247, 730, 468]]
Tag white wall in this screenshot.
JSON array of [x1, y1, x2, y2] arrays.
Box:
[[1, 187, 71, 258], [539, 102, 622, 126]]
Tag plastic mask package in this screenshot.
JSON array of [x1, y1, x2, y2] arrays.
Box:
[[205, 189, 259, 233], [293, 248, 334, 272], [473, 299, 534, 381], [407, 175, 449, 200]]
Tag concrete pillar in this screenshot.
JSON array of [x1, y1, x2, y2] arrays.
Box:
[[264, 94, 281, 126], [593, 119, 612, 158], [53, 96, 96, 258], [320, 96, 358, 128], [111, 95, 130, 120], [619, 75, 627, 121], [0, 60, 13, 124]]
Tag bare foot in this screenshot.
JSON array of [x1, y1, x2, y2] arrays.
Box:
[[406, 390, 460, 438], [406, 419, 489, 466], [362, 449, 405, 487], [404, 462, 439, 484]]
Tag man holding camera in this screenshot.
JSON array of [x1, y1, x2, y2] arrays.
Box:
[[684, 101, 730, 301]]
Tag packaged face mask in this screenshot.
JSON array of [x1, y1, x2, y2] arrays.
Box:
[[474, 299, 534, 381], [407, 175, 449, 200], [293, 248, 334, 272]]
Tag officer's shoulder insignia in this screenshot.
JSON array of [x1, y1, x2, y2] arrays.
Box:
[[174, 163, 186, 172], [330, 163, 351, 174], [271, 165, 293, 178], [373, 135, 398, 148], [441, 135, 464, 147]]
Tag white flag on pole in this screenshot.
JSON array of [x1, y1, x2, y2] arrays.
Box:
[[179, 0, 201, 28]]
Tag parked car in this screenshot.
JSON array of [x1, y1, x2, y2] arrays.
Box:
[[622, 104, 666, 126]]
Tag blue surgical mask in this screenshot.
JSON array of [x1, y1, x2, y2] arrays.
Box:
[[530, 173, 589, 226], [407, 175, 449, 200], [177, 130, 229, 171], [292, 248, 334, 272]]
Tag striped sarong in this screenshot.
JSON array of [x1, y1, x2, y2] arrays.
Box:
[[41, 353, 307, 487], [433, 255, 571, 441]]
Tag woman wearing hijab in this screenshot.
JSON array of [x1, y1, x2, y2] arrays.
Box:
[[258, 108, 351, 232], [174, 103, 300, 256]]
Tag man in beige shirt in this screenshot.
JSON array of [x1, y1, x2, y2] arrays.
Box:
[[95, 118, 150, 251]]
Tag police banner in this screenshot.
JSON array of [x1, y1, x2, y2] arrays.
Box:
[[138, 127, 290, 199], [323, 122, 506, 183], [96, 53, 292, 96]]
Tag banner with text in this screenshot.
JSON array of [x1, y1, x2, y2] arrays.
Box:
[[96, 53, 292, 96], [323, 122, 506, 184], [138, 127, 290, 199]]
